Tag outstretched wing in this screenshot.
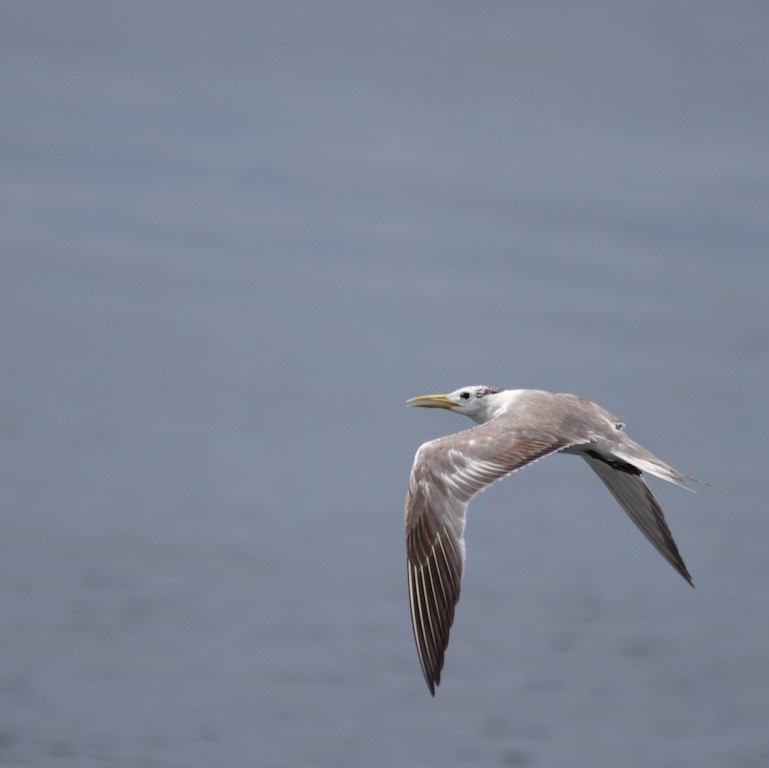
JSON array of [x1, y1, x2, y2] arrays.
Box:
[[581, 450, 693, 585], [404, 417, 581, 695]]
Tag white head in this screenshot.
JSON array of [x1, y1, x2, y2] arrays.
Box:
[[407, 385, 509, 424]]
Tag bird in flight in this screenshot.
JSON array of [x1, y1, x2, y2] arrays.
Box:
[[404, 386, 699, 695]]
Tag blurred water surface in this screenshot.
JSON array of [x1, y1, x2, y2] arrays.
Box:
[[1, 2, 768, 766]]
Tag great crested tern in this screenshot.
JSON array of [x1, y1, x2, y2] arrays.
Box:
[[405, 385, 699, 695]]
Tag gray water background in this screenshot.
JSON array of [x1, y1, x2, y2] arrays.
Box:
[[2, 2, 768, 766]]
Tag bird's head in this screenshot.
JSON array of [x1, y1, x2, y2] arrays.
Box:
[[407, 385, 506, 424]]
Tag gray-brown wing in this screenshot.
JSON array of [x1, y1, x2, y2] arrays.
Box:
[[404, 416, 584, 695], [581, 451, 693, 585]]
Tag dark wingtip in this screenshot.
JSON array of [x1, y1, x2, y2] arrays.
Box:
[[673, 556, 694, 588], [678, 561, 694, 588]]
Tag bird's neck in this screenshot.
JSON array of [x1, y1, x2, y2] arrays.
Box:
[[471, 389, 524, 424]]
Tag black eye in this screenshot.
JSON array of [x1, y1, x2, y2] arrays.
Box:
[[460, 391, 470, 400]]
